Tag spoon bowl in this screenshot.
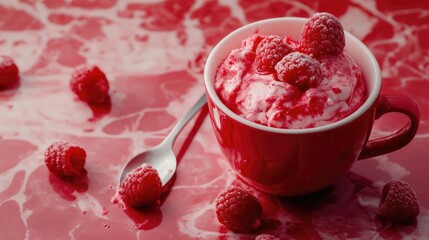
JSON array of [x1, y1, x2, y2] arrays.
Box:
[[119, 94, 207, 186], [119, 144, 177, 186]]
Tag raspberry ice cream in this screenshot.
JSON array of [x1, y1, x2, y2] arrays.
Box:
[[214, 13, 367, 129]]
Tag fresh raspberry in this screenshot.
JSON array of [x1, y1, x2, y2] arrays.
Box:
[[119, 164, 162, 208], [298, 12, 345, 58], [378, 180, 420, 223], [255, 234, 280, 240], [44, 141, 86, 177], [255, 35, 293, 73], [0, 55, 19, 89], [275, 52, 323, 90], [215, 186, 262, 232], [70, 65, 110, 104]]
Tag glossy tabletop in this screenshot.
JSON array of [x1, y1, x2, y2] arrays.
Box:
[[1, 1, 428, 239]]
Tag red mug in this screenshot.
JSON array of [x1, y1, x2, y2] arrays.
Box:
[[203, 18, 420, 196]]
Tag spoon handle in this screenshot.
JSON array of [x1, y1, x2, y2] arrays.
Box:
[[162, 93, 207, 147]]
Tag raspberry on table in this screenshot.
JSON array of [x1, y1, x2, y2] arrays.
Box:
[[70, 64, 110, 104], [298, 12, 345, 58], [255, 35, 293, 73], [275, 52, 323, 90], [215, 185, 262, 232], [378, 180, 420, 223], [255, 234, 280, 240], [119, 164, 162, 208], [0, 55, 20, 89], [44, 141, 86, 177]]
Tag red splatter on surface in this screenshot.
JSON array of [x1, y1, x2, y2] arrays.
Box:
[[191, 1, 242, 45], [71, 17, 110, 40], [48, 13, 74, 25], [26, 36, 86, 74], [0, 201, 26, 240], [0, 5, 44, 30], [42, 0, 116, 9], [240, 0, 309, 22], [122, 1, 195, 31], [0, 139, 37, 173]]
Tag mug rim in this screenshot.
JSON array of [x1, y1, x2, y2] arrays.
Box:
[[204, 17, 381, 134]]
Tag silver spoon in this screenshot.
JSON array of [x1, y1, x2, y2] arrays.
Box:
[[119, 93, 207, 186]]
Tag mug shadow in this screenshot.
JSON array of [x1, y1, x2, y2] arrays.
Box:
[[259, 172, 418, 239]]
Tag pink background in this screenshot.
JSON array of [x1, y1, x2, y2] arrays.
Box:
[[1, 0, 428, 239]]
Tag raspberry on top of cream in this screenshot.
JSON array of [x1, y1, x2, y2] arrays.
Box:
[[214, 13, 366, 129]]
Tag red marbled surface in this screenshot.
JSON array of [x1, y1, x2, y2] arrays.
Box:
[[1, 1, 428, 239]]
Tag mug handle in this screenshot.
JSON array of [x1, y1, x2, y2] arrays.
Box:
[[358, 94, 420, 160]]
